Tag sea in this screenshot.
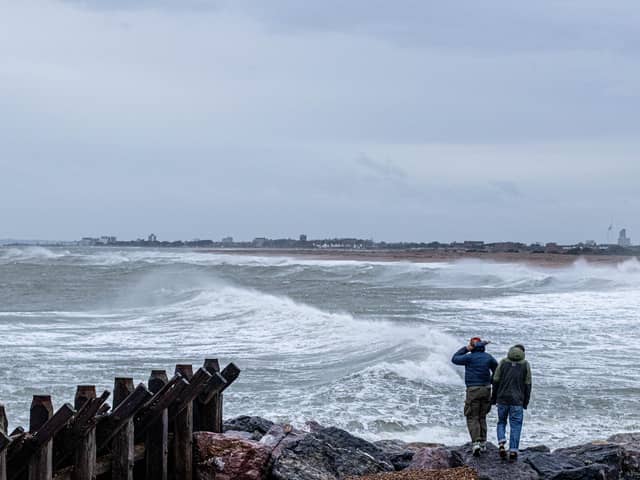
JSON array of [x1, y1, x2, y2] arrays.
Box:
[[1, 246, 638, 448]]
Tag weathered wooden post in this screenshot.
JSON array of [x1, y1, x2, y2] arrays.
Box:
[[73, 386, 97, 480], [146, 370, 169, 480], [28, 396, 53, 480], [0, 404, 8, 480], [111, 378, 134, 480], [195, 360, 240, 433], [173, 365, 193, 480], [195, 359, 221, 432]]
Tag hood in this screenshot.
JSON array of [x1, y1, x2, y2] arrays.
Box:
[[508, 346, 525, 362]]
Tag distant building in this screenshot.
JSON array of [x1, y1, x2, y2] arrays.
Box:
[[618, 229, 631, 247], [463, 240, 485, 250], [148, 233, 157, 242], [545, 242, 562, 254], [252, 237, 267, 247], [80, 237, 98, 246], [222, 236, 234, 244], [299, 234, 307, 242], [98, 236, 116, 245]]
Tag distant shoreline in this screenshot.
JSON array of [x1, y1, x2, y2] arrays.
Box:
[[199, 248, 639, 267]]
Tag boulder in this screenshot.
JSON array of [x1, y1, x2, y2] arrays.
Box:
[[260, 423, 307, 465], [450, 443, 539, 480], [525, 451, 608, 479], [607, 433, 640, 445], [193, 432, 272, 480], [408, 446, 454, 471], [606, 433, 640, 477], [270, 426, 394, 480], [373, 440, 415, 471], [554, 443, 622, 480], [223, 416, 274, 440]]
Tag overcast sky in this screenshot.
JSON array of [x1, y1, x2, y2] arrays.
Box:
[[1, 0, 639, 243]]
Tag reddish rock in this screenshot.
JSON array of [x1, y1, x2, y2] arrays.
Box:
[[194, 432, 272, 480], [407, 446, 453, 470]]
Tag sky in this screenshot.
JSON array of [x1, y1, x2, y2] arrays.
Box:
[[1, 0, 639, 243]]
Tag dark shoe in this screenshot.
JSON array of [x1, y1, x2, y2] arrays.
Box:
[[499, 443, 507, 459], [509, 451, 518, 462]]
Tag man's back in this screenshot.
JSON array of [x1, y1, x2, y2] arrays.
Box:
[[493, 345, 532, 407], [452, 345, 498, 386]]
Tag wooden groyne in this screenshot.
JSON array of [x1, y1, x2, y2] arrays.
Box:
[[0, 358, 240, 480]]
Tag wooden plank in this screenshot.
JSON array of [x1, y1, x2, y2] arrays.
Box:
[[0, 404, 7, 480], [31, 405, 75, 450], [111, 378, 134, 480], [96, 384, 152, 452], [28, 395, 54, 480], [134, 379, 188, 441], [73, 386, 97, 480], [219, 363, 241, 393], [170, 368, 212, 419], [172, 365, 194, 480], [145, 371, 168, 480]]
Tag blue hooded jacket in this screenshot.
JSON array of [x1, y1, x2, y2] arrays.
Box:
[[452, 343, 498, 387]]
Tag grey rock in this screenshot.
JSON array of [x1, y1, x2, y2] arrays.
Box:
[[373, 440, 414, 471], [525, 451, 586, 478], [607, 433, 640, 445], [554, 443, 622, 480], [450, 442, 539, 480], [548, 464, 612, 480], [223, 416, 275, 440], [270, 426, 394, 480]]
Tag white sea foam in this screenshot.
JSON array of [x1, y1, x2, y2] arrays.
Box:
[[1, 248, 639, 446]]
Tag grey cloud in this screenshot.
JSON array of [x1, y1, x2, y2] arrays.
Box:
[[1, 1, 640, 243], [356, 155, 408, 182]]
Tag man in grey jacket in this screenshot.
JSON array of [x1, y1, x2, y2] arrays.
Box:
[[491, 344, 532, 461]]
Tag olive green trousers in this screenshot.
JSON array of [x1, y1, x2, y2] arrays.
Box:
[[464, 386, 492, 443]]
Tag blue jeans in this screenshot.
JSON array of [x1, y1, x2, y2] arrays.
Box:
[[497, 404, 524, 451]]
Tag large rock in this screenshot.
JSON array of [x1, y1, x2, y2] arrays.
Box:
[[554, 443, 623, 480], [270, 426, 394, 480], [608, 433, 640, 445], [450, 442, 539, 480], [525, 451, 610, 479], [194, 432, 272, 480], [408, 446, 454, 471], [223, 416, 275, 440], [373, 440, 414, 471]]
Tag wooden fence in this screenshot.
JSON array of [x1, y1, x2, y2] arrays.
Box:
[[0, 358, 240, 480]]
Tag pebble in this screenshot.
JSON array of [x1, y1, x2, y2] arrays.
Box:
[[346, 466, 478, 480]]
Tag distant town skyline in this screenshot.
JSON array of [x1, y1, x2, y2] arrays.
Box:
[[0, 226, 635, 249], [2, 1, 640, 243]]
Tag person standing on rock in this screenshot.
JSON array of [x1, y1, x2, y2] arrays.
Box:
[[452, 337, 498, 457], [491, 344, 532, 462]]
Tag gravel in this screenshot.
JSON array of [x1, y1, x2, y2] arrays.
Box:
[[345, 466, 478, 480]]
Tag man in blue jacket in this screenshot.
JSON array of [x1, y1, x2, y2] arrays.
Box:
[[452, 337, 498, 456]]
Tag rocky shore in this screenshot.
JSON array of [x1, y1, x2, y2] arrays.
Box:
[[192, 416, 640, 480]]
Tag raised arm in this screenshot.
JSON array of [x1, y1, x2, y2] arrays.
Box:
[[451, 346, 471, 365]]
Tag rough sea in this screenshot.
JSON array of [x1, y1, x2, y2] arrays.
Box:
[[1, 246, 638, 447]]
